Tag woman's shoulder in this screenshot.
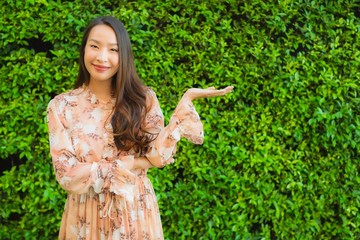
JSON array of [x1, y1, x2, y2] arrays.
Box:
[[48, 87, 85, 108], [143, 86, 160, 105], [144, 86, 159, 100], [55, 87, 85, 100]]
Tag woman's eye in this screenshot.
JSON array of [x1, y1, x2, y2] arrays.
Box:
[[111, 48, 119, 52], [90, 45, 98, 48]]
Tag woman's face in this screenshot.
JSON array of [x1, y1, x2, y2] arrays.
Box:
[[84, 24, 120, 84]]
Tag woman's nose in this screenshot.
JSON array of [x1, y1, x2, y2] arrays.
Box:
[[96, 50, 108, 62]]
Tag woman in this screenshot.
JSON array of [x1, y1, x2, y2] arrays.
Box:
[[47, 16, 233, 239]]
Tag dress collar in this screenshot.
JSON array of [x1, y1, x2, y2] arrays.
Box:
[[82, 85, 115, 107]]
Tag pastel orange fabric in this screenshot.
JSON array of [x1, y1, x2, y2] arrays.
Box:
[[47, 86, 203, 239]]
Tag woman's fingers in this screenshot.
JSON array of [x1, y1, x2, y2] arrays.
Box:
[[223, 86, 234, 92], [186, 86, 234, 100]]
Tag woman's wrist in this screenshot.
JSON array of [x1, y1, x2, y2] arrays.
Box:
[[134, 156, 154, 169]]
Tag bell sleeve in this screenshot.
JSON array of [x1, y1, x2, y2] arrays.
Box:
[[144, 89, 204, 167], [47, 97, 135, 196]]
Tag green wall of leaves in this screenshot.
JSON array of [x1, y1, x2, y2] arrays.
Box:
[[1, 0, 359, 239]]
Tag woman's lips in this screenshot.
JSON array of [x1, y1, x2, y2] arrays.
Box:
[[93, 64, 110, 72]]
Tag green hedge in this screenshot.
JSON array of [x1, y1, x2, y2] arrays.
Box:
[[1, 0, 359, 239]]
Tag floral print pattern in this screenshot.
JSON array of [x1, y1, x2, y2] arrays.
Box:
[[47, 86, 204, 239]]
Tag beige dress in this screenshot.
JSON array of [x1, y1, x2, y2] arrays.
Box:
[[47, 86, 203, 240]]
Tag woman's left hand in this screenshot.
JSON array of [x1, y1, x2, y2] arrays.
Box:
[[181, 86, 234, 102]]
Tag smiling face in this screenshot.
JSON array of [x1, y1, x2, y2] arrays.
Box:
[[84, 24, 120, 85]]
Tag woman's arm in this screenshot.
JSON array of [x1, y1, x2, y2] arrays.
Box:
[[144, 86, 233, 168], [47, 97, 136, 195]]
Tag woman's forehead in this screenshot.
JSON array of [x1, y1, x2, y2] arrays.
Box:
[[88, 25, 118, 45]]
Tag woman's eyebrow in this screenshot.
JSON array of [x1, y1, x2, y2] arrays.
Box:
[[88, 39, 118, 46]]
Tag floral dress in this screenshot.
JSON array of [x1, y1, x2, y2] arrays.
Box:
[[47, 86, 204, 240]]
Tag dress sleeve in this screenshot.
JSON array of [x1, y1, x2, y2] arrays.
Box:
[[144, 89, 204, 167], [47, 98, 135, 196]]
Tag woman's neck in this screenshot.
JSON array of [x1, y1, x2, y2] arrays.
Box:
[[88, 80, 113, 102]]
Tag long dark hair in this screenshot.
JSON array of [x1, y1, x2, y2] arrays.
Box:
[[75, 16, 154, 155]]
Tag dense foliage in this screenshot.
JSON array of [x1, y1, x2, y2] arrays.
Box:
[[1, 0, 359, 239]]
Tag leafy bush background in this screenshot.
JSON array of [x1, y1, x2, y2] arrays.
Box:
[[1, 0, 359, 239]]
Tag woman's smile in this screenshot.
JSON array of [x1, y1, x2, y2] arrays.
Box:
[[92, 64, 111, 72]]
